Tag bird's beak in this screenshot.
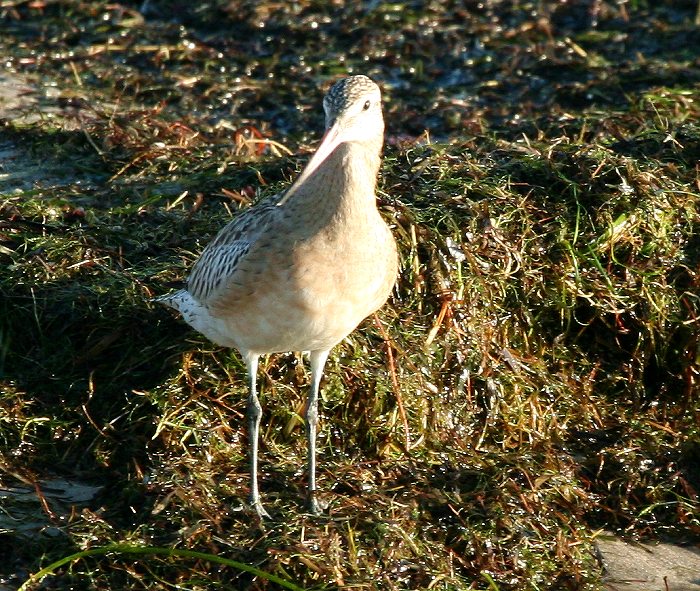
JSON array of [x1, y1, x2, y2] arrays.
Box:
[[277, 119, 342, 205]]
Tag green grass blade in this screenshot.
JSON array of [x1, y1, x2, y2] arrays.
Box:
[[18, 544, 309, 591]]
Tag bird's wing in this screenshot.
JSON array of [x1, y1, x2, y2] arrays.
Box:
[[186, 197, 281, 304], [187, 241, 251, 302]]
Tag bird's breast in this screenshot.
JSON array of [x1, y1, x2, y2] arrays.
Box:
[[206, 210, 396, 355]]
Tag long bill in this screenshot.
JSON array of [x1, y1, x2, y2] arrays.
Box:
[[277, 119, 343, 206]]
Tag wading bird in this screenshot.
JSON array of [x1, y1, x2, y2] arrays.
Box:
[[158, 75, 398, 518]]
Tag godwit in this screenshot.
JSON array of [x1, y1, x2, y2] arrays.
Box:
[[158, 75, 398, 517]]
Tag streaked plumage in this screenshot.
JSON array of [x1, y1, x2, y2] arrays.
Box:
[[158, 75, 398, 517]]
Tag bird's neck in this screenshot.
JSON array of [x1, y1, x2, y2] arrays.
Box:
[[288, 140, 382, 223]]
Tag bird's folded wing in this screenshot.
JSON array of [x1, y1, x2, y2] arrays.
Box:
[[186, 198, 283, 304], [188, 240, 254, 302]]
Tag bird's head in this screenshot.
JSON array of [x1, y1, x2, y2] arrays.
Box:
[[279, 75, 384, 205], [322, 75, 384, 144]]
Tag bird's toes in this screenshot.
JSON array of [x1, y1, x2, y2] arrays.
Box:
[[307, 494, 323, 516], [249, 498, 271, 520]]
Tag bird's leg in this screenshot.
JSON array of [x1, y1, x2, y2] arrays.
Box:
[[306, 349, 330, 515], [245, 353, 270, 519]]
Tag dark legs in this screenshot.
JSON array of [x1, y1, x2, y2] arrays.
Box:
[[244, 349, 331, 518]]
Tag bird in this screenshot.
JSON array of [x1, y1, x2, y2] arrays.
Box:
[[157, 75, 398, 518]]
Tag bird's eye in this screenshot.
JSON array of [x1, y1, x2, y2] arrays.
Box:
[[362, 100, 371, 111]]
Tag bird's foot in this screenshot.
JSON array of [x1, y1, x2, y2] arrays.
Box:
[[307, 493, 322, 516], [249, 497, 271, 519]]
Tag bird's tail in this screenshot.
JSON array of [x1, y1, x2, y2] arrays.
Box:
[[152, 289, 186, 310]]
